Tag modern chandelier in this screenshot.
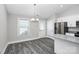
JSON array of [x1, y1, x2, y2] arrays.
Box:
[[31, 4, 39, 21]]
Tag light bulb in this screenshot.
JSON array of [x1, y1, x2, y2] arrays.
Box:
[[31, 18, 35, 21], [36, 18, 39, 21]]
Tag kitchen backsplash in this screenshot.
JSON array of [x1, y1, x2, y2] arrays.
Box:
[[68, 27, 79, 33]]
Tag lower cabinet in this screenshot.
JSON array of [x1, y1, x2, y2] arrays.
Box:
[[54, 38, 79, 54]]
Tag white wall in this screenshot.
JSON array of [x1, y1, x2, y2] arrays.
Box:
[[39, 20, 46, 37], [8, 14, 46, 42], [0, 5, 7, 52], [47, 16, 56, 36], [30, 21, 39, 37], [7, 14, 17, 42]]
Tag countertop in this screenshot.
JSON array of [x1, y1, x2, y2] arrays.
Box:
[[48, 34, 79, 44]]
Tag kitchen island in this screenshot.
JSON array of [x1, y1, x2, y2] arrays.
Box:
[[48, 34, 79, 54]]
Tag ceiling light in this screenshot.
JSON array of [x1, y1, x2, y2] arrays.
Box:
[[31, 18, 35, 21], [36, 18, 39, 21], [31, 4, 39, 21]]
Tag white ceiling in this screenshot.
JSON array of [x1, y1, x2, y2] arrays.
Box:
[[6, 4, 73, 19]]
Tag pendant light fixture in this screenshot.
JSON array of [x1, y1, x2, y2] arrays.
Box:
[[31, 4, 39, 21]]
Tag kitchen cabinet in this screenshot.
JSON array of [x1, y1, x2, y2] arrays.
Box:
[[54, 22, 68, 34], [76, 21, 79, 27], [50, 34, 79, 54], [68, 20, 76, 27]]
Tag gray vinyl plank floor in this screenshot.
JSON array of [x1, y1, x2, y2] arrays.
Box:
[[4, 37, 55, 54]]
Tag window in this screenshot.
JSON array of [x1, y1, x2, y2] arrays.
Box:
[[39, 21, 45, 30], [17, 18, 29, 36]]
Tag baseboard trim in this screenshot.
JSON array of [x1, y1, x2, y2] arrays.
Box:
[[1, 43, 8, 54], [1, 36, 47, 54], [8, 36, 46, 44]]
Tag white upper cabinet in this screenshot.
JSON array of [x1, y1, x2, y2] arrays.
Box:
[[68, 20, 76, 27], [57, 16, 77, 27]]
